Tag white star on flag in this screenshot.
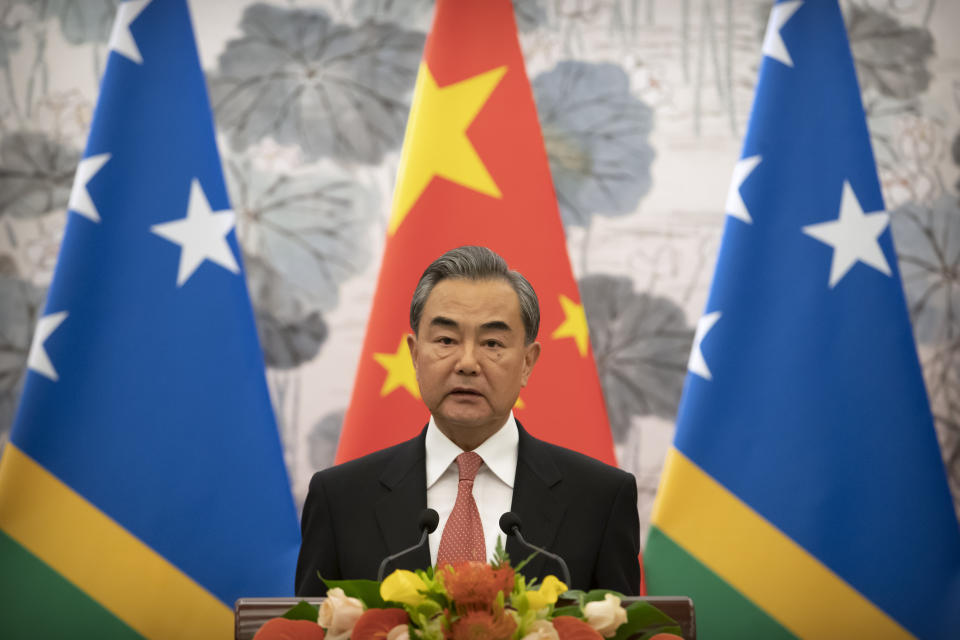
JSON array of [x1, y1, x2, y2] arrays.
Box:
[[725, 155, 762, 223], [108, 0, 152, 64], [28, 311, 68, 381], [68, 153, 111, 222], [802, 180, 892, 288], [151, 179, 240, 287], [763, 1, 803, 67], [688, 311, 721, 381]]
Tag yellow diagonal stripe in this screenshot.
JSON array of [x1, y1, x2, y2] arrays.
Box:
[[651, 447, 912, 639], [0, 444, 232, 639]]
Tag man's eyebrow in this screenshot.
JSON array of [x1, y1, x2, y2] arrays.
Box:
[[428, 316, 459, 330], [427, 317, 513, 333], [479, 320, 512, 332]]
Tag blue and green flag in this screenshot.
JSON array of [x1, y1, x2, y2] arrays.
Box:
[[0, 1, 300, 637], [645, 1, 960, 638]]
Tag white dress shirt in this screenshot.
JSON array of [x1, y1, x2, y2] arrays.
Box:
[[425, 413, 518, 566]]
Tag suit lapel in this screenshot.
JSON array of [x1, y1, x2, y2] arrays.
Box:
[[508, 425, 566, 582], [371, 424, 567, 576], [375, 428, 431, 571]]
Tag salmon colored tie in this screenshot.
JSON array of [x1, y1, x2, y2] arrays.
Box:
[[436, 451, 486, 567]]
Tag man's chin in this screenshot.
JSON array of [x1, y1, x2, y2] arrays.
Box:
[[437, 414, 492, 429], [435, 408, 502, 433]]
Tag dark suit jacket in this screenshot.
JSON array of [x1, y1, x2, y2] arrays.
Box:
[[295, 424, 641, 596]]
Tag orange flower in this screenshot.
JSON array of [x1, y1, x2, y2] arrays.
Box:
[[447, 608, 517, 640], [253, 617, 326, 640], [351, 608, 410, 640], [551, 616, 603, 640], [440, 561, 515, 609]]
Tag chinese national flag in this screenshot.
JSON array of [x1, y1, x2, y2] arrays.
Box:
[[336, 0, 616, 466]]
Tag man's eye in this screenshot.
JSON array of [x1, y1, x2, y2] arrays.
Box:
[[437, 337, 454, 345], [485, 340, 503, 348]]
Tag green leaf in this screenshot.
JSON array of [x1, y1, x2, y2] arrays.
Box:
[[551, 605, 582, 617], [581, 589, 624, 604], [610, 601, 681, 640], [492, 536, 510, 568], [282, 601, 319, 621], [513, 550, 539, 573], [320, 576, 386, 608], [412, 600, 443, 619]]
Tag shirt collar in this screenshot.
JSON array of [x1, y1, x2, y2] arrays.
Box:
[[425, 413, 519, 488]]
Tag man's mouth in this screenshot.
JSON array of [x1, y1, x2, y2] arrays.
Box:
[[449, 388, 482, 397]]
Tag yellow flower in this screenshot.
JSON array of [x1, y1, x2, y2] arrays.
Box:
[[381, 569, 428, 606], [525, 575, 567, 610]]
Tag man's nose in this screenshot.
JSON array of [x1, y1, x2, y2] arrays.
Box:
[[455, 342, 479, 375]]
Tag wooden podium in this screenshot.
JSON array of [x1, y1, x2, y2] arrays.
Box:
[[234, 596, 695, 640]]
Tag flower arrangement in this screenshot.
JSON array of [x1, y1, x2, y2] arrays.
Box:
[[255, 544, 682, 640]]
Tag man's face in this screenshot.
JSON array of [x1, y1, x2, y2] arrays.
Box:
[[407, 278, 540, 449]]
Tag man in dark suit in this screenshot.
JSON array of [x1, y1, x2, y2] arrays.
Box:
[[296, 246, 640, 596]]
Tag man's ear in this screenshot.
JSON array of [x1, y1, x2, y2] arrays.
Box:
[[406, 333, 419, 378], [520, 341, 541, 386]]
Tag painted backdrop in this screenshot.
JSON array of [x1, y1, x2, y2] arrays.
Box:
[[1, 0, 958, 535]]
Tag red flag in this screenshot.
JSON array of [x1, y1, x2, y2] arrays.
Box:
[[336, 0, 616, 466]]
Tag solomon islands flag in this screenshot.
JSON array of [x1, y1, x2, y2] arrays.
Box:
[[644, 1, 960, 638], [0, 1, 300, 637]]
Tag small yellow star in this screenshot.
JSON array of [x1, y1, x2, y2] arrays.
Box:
[[552, 295, 590, 357], [513, 396, 526, 410], [387, 62, 506, 235], [373, 337, 421, 399]]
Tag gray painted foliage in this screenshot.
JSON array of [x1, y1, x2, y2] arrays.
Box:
[[847, 4, 934, 100], [953, 131, 960, 192], [245, 256, 330, 370], [0, 10, 21, 67], [351, 0, 435, 26], [891, 193, 960, 508], [0, 131, 78, 219], [227, 160, 376, 314], [0, 277, 45, 439], [209, 3, 425, 164], [892, 195, 960, 348], [580, 274, 693, 442], [532, 61, 655, 228], [309, 409, 344, 472], [350, 0, 545, 31], [226, 158, 375, 367], [512, 0, 546, 32], [24, 0, 118, 45]]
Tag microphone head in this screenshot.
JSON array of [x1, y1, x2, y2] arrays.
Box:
[[499, 512, 522, 536], [420, 508, 440, 534]]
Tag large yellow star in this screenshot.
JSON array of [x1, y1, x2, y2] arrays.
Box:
[[373, 337, 421, 399], [552, 295, 590, 357], [387, 63, 507, 235]]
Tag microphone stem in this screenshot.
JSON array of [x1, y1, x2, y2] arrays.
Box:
[[512, 527, 572, 587], [378, 527, 430, 582]]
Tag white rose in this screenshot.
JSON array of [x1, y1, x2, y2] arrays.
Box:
[[521, 619, 560, 640], [583, 593, 628, 638], [317, 587, 365, 640], [386, 624, 410, 640]]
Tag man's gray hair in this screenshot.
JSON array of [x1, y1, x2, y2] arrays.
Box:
[[410, 246, 540, 344]]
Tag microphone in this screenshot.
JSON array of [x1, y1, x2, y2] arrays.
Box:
[[377, 508, 439, 581], [499, 512, 572, 588]]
